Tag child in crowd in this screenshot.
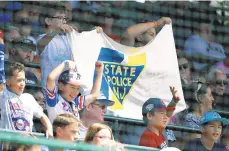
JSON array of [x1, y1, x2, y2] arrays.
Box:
[[45, 60, 103, 123], [0, 37, 52, 137], [183, 111, 228, 151], [139, 86, 180, 149]]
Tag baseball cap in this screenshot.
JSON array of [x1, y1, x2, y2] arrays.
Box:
[[95, 92, 114, 107], [142, 98, 167, 115], [9, 38, 36, 52], [58, 70, 86, 87], [200, 111, 229, 126]]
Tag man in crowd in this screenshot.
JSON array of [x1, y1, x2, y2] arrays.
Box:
[[79, 93, 114, 140], [120, 17, 171, 47], [208, 67, 229, 110], [8, 38, 39, 85]]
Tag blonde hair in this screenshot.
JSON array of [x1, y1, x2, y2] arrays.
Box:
[[84, 123, 113, 143], [53, 113, 80, 136]]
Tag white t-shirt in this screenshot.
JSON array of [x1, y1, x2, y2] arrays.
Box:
[[0, 87, 43, 132], [44, 88, 86, 123]]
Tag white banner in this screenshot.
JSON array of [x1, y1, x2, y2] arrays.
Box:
[[68, 25, 186, 119]]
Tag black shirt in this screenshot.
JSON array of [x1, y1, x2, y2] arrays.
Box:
[[183, 139, 227, 151]]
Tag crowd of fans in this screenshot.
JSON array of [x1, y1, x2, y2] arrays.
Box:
[[0, 1, 229, 151]]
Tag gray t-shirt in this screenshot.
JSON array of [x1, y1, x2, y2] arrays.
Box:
[[183, 138, 227, 151]]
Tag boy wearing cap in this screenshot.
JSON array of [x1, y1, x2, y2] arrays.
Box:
[[139, 86, 180, 149], [183, 111, 228, 151], [45, 60, 103, 123]]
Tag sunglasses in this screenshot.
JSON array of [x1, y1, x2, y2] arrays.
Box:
[[215, 79, 228, 86], [179, 63, 189, 70], [92, 103, 106, 110]]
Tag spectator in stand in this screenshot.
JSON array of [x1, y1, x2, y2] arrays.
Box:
[[3, 26, 21, 43], [45, 60, 103, 123], [184, 19, 226, 71], [7, 38, 39, 86], [8, 38, 34, 64], [84, 123, 125, 151], [214, 51, 229, 94], [208, 67, 229, 110], [183, 82, 214, 142], [0, 40, 52, 149], [53, 113, 80, 142], [41, 113, 81, 151], [0, 62, 52, 137], [177, 52, 193, 86], [2, 25, 21, 59], [120, 17, 171, 47], [79, 93, 114, 140], [139, 86, 180, 149], [37, 1, 102, 89], [13, 10, 36, 45], [183, 111, 228, 151]]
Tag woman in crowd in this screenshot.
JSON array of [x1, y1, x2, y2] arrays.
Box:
[[183, 82, 214, 142], [84, 123, 125, 151]]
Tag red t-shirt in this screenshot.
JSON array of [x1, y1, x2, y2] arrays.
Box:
[[139, 128, 167, 149]]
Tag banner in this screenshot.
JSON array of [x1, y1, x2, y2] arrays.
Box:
[[69, 25, 186, 119]]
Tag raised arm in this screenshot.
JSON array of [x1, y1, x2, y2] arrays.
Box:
[[84, 62, 104, 106], [0, 37, 5, 92], [120, 17, 171, 46], [167, 86, 180, 118], [37, 24, 73, 54], [46, 60, 77, 92]]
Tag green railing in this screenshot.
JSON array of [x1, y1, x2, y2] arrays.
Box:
[[0, 129, 159, 151]]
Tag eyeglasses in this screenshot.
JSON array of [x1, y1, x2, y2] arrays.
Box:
[[92, 103, 106, 110], [50, 16, 68, 22], [215, 79, 228, 86], [179, 63, 189, 70]]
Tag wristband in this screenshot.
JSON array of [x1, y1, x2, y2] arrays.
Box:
[[64, 61, 69, 70]]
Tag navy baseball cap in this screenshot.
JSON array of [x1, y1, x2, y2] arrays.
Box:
[[58, 70, 86, 88], [10, 38, 36, 52], [142, 98, 167, 115], [96, 93, 114, 107], [200, 111, 229, 126]]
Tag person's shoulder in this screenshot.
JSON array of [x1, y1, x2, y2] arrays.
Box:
[[20, 93, 36, 102], [184, 138, 201, 148], [214, 142, 227, 150], [185, 112, 197, 120], [186, 34, 201, 41], [141, 128, 156, 138]]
